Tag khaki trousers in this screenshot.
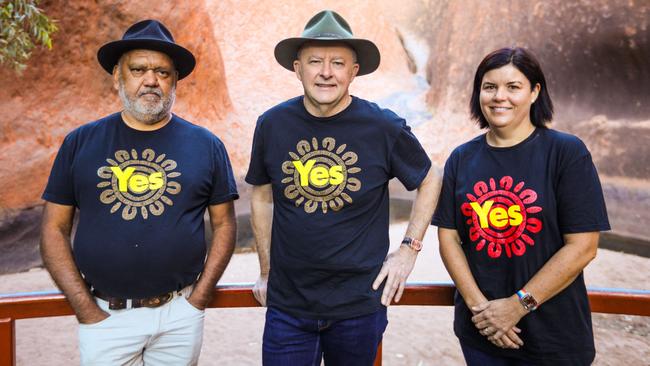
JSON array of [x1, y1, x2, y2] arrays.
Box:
[[78, 286, 204, 366]]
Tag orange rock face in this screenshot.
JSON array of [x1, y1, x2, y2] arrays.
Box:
[[0, 0, 417, 272], [411, 0, 650, 241], [0, 0, 232, 216], [0, 0, 648, 272], [0, 1, 414, 216]]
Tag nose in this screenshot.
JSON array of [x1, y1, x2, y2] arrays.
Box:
[[319, 62, 332, 79], [493, 86, 507, 101], [142, 69, 159, 87]]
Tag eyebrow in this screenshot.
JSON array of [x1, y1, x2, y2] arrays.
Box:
[[126, 62, 172, 70], [481, 80, 523, 85]]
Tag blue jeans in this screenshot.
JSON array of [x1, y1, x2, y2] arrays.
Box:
[[263, 306, 388, 366], [460, 342, 535, 366]]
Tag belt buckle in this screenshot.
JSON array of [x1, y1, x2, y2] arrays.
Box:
[[108, 298, 126, 310], [143, 292, 173, 308]]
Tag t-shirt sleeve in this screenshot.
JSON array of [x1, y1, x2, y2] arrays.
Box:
[[42, 133, 78, 206], [389, 122, 431, 191], [245, 116, 271, 185], [556, 139, 610, 233], [209, 138, 239, 205], [431, 151, 457, 229]]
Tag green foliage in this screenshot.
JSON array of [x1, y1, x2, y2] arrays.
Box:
[[0, 0, 57, 73]]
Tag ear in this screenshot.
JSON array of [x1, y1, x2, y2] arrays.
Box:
[[350, 63, 360, 83], [112, 64, 120, 91], [531, 83, 541, 104], [293, 60, 302, 82]]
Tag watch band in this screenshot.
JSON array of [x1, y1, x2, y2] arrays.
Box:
[[516, 289, 538, 312], [400, 237, 423, 252]]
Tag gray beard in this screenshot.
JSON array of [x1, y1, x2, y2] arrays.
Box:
[[118, 79, 175, 124]]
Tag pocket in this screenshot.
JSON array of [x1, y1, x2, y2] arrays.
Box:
[[78, 314, 114, 328], [180, 296, 205, 315]]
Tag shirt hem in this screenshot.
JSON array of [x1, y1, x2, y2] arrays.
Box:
[[430, 219, 455, 229], [402, 160, 432, 191], [41, 193, 76, 206], [267, 302, 384, 320], [245, 175, 271, 185], [209, 192, 239, 205], [560, 223, 611, 234]]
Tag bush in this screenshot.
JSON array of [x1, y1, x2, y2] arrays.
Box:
[[0, 0, 57, 73]]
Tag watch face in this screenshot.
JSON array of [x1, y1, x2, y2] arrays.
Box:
[[521, 294, 538, 310], [402, 238, 422, 251]]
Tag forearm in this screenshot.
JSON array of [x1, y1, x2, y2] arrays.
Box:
[[522, 232, 599, 305], [251, 184, 273, 275], [40, 205, 102, 321], [438, 229, 487, 309], [192, 203, 237, 304], [404, 168, 440, 240]]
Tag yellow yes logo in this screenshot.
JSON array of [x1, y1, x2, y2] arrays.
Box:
[[282, 137, 361, 214], [470, 200, 523, 228], [292, 160, 344, 186], [97, 148, 182, 220], [110, 167, 164, 193]]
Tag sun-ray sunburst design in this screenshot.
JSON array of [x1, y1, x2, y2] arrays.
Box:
[[97, 148, 181, 220], [461, 176, 542, 258], [282, 137, 361, 214]]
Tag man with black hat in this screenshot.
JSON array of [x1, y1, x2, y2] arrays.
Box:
[[246, 10, 438, 365], [40, 19, 238, 365]]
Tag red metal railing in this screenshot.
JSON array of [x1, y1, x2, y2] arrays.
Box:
[[1, 283, 649, 366]]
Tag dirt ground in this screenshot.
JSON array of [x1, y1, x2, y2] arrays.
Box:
[[1, 223, 648, 365]]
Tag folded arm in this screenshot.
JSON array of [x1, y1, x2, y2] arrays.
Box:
[[472, 232, 599, 342]]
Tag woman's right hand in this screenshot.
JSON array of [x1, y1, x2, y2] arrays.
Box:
[[472, 299, 525, 349]]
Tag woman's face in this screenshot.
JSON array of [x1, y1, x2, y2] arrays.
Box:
[[479, 63, 540, 131]]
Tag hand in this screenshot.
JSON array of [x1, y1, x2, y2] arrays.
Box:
[[467, 297, 522, 348], [490, 328, 524, 349], [78, 308, 110, 325], [372, 245, 418, 306], [187, 293, 207, 311], [471, 296, 528, 344], [253, 274, 269, 306]]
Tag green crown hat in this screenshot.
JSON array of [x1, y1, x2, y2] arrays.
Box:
[[274, 10, 381, 76]]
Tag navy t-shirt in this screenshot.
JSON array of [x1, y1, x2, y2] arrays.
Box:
[[42, 113, 239, 298], [432, 128, 610, 365], [246, 96, 431, 319]]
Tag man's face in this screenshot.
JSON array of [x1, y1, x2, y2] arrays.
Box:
[[113, 49, 177, 124], [293, 44, 359, 116]]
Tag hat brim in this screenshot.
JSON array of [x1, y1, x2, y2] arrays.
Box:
[[274, 37, 380, 76], [97, 39, 196, 80]]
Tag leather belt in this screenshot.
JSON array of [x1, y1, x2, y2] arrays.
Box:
[[92, 289, 175, 310]]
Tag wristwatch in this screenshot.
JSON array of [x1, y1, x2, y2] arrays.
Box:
[[516, 289, 538, 312], [401, 237, 423, 252]]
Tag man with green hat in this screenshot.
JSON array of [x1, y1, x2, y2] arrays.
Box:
[[246, 10, 438, 365], [40, 19, 238, 364]]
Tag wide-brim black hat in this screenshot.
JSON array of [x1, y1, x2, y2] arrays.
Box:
[[274, 10, 380, 76], [97, 19, 196, 80]]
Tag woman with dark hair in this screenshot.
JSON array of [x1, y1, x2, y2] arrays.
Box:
[[432, 47, 610, 365]]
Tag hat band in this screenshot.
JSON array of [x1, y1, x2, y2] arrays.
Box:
[[309, 33, 346, 39]]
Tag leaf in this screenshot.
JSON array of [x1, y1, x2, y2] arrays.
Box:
[[0, 0, 57, 73]]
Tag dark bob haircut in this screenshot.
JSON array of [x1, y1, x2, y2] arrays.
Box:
[[470, 47, 554, 129]]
